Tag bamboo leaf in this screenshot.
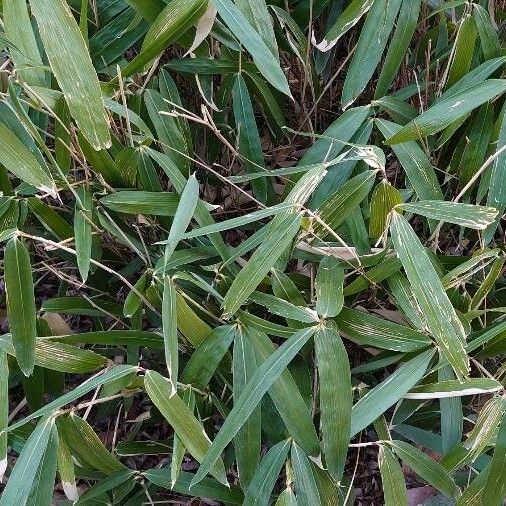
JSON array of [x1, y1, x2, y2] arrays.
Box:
[[222, 213, 302, 318], [213, 0, 291, 96], [29, 0, 111, 149], [314, 324, 351, 480], [243, 440, 291, 506], [4, 237, 37, 376], [390, 440, 461, 499], [74, 187, 93, 282], [351, 349, 435, 437], [398, 201, 498, 230], [144, 370, 228, 485], [390, 212, 469, 379], [191, 326, 316, 486], [233, 327, 261, 489], [315, 257, 344, 318], [379, 445, 407, 506], [386, 80, 506, 144], [162, 276, 178, 388], [483, 410, 506, 506]]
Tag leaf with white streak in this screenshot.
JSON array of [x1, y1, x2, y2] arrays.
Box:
[[390, 212, 469, 380], [398, 201, 498, 230], [405, 378, 502, 399]]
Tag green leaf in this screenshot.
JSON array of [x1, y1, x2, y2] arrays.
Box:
[[4, 237, 37, 376], [235, 0, 278, 58], [0, 334, 107, 373], [341, 0, 403, 108], [232, 73, 268, 202], [100, 191, 180, 216], [379, 445, 408, 506], [243, 439, 291, 505], [316, 0, 374, 52], [162, 276, 178, 390], [213, 0, 291, 96], [314, 170, 377, 235], [249, 292, 318, 323], [446, 15, 478, 88], [0, 417, 55, 506], [350, 349, 434, 437], [74, 187, 93, 282], [0, 353, 8, 481], [163, 174, 200, 267], [57, 413, 126, 475], [405, 378, 502, 399], [314, 324, 351, 480], [144, 468, 244, 504], [29, 0, 111, 149], [473, 4, 501, 60], [233, 326, 261, 489], [375, 0, 421, 98], [57, 436, 78, 502], [191, 326, 316, 486], [9, 365, 137, 430], [390, 440, 461, 499], [336, 306, 432, 352], [398, 201, 498, 230], [390, 212, 469, 379], [144, 370, 228, 485], [291, 443, 321, 505], [315, 257, 344, 318], [376, 119, 443, 205], [385, 80, 506, 144], [248, 327, 320, 456], [122, 0, 208, 77], [0, 119, 55, 194], [181, 325, 234, 388], [222, 212, 302, 318], [483, 410, 506, 506], [4, 0, 46, 88], [369, 179, 403, 240]]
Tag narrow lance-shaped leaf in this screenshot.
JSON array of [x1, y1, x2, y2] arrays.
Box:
[[375, 0, 421, 98], [191, 326, 316, 487], [222, 212, 302, 318], [390, 440, 461, 499], [390, 212, 469, 380], [144, 370, 228, 485], [0, 417, 55, 506], [315, 257, 344, 318], [29, 0, 111, 149], [9, 365, 138, 430], [0, 352, 7, 482], [243, 439, 291, 506], [315, 324, 351, 481], [74, 187, 93, 282], [482, 409, 506, 506], [0, 120, 55, 194], [162, 276, 178, 390], [4, 237, 37, 376], [379, 445, 408, 506], [291, 444, 321, 505], [369, 179, 403, 240], [405, 377, 502, 399], [315, 0, 374, 52], [341, 0, 403, 108], [181, 325, 235, 388], [163, 173, 200, 268], [233, 73, 269, 203], [213, 0, 291, 96], [233, 327, 261, 489], [397, 201, 498, 230], [57, 436, 79, 502], [4, 0, 46, 87], [386, 80, 506, 144], [248, 327, 320, 456], [122, 0, 208, 78], [351, 349, 435, 437]]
